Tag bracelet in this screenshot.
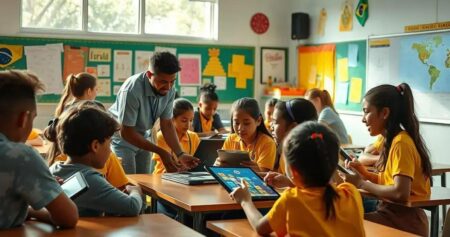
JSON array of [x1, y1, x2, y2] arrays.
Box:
[[176, 151, 185, 158]]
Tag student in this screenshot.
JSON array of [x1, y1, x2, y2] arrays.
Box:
[[215, 98, 276, 172], [358, 135, 383, 166], [55, 72, 97, 117], [340, 83, 432, 236], [270, 98, 317, 175], [230, 122, 365, 236], [263, 98, 278, 131], [26, 128, 44, 146], [49, 104, 143, 217], [305, 88, 350, 144], [153, 98, 200, 174], [192, 83, 228, 137], [0, 70, 78, 229]]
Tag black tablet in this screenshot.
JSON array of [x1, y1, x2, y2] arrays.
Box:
[[339, 147, 353, 161], [205, 166, 279, 200], [61, 171, 89, 200], [337, 163, 355, 175], [217, 149, 251, 166]]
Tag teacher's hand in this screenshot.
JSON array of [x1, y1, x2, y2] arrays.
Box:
[[178, 153, 200, 169], [159, 150, 181, 173]]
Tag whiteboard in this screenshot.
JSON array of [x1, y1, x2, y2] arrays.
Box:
[[367, 30, 450, 124]]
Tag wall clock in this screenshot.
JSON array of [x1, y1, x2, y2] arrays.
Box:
[[250, 13, 269, 34]]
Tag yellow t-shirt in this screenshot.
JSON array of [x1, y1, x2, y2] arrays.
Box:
[[152, 130, 201, 174], [27, 128, 41, 140], [278, 152, 286, 175], [55, 153, 128, 188], [264, 119, 271, 131], [267, 183, 365, 237], [200, 115, 213, 132], [378, 131, 431, 199], [221, 133, 276, 170], [372, 135, 384, 152]]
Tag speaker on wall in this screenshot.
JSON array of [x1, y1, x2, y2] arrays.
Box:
[[291, 12, 310, 40]]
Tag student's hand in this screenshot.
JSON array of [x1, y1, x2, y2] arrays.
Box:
[[230, 178, 252, 204], [346, 158, 367, 174], [240, 160, 260, 172], [214, 157, 230, 167], [264, 171, 293, 189], [178, 154, 200, 169], [126, 185, 143, 196], [338, 166, 364, 189], [53, 176, 64, 185]]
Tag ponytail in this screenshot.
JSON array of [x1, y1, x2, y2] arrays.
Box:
[[324, 184, 339, 219], [55, 73, 97, 116], [55, 74, 75, 117], [44, 118, 61, 166], [199, 83, 218, 103]]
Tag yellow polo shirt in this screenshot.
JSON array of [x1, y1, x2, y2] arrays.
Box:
[[372, 135, 384, 151], [152, 130, 200, 174], [200, 115, 213, 132], [55, 153, 128, 188], [221, 133, 276, 170], [267, 183, 365, 236], [278, 152, 286, 175], [27, 128, 41, 140], [264, 119, 271, 131], [378, 131, 431, 199]]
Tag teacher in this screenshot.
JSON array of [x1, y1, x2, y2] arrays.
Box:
[[109, 52, 199, 174]]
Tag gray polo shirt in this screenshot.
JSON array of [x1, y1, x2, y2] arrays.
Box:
[[109, 72, 175, 151]]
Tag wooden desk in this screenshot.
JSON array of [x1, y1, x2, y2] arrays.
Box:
[[206, 219, 419, 237], [128, 174, 275, 233], [361, 187, 450, 237], [0, 214, 203, 237]]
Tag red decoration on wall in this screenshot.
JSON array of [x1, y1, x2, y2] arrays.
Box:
[[250, 13, 269, 34]]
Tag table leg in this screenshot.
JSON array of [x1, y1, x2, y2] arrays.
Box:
[[193, 212, 205, 234], [430, 206, 439, 237], [150, 196, 158, 213]]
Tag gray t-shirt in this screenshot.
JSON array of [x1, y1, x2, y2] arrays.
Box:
[[0, 133, 62, 229], [50, 163, 142, 217], [319, 107, 350, 144]]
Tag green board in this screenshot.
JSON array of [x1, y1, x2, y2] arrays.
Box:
[[334, 40, 366, 112], [0, 36, 255, 103]]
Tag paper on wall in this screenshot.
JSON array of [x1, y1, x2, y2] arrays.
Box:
[[113, 50, 132, 82]]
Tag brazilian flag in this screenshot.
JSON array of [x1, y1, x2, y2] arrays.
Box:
[[355, 0, 368, 26]]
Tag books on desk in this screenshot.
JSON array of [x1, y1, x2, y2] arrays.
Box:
[[162, 172, 218, 185]]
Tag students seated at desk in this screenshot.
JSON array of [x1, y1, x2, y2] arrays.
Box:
[[192, 83, 228, 137], [153, 98, 200, 174], [230, 122, 365, 236], [215, 98, 276, 172], [305, 88, 350, 144], [340, 83, 432, 236], [48, 102, 143, 217], [0, 70, 78, 229], [263, 98, 278, 131]]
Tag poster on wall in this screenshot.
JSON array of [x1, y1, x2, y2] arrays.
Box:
[[178, 54, 201, 86], [113, 50, 132, 82], [261, 47, 287, 84]]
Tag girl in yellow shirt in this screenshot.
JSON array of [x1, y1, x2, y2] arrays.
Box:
[[215, 98, 276, 172], [340, 83, 432, 236], [153, 98, 200, 174], [230, 122, 365, 236]]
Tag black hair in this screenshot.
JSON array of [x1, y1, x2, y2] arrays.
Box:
[[230, 98, 272, 138], [55, 72, 97, 116], [0, 70, 44, 117], [45, 100, 114, 165], [283, 121, 340, 220], [364, 83, 432, 178], [265, 98, 279, 108], [275, 98, 318, 125], [150, 51, 181, 75], [199, 83, 219, 103], [173, 98, 194, 118]]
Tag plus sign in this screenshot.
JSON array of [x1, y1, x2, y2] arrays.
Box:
[[228, 55, 254, 89]]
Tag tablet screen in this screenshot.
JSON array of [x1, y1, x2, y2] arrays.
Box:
[[61, 172, 89, 199], [206, 166, 279, 200]]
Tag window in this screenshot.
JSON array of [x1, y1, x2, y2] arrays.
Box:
[[20, 0, 218, 39]]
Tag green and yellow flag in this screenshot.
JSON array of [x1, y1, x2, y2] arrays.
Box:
[[0, 44, 23, 68], [355, 0, 368, 27]]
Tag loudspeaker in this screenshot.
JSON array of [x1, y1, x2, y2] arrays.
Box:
[[291, 13, 310, 40]]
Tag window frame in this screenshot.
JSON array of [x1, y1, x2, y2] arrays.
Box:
[[19, 0, 219, 40]]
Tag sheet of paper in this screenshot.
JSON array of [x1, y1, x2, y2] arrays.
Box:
[[348, 44, 359, 67], [25, 44, 64, 94], [178, 54, 201, 86], [214, 76, 227, 90], [89, 48, 111, 62], [336, 82, 349, 104], [96, 79, 111, 97], [113, 50, 132, 82], [337, 58, 349, 82], [349, 77, 363, 103], [63, 46, 88, 80], [180, 86, 197, 97], [85, 67, 97, 77], [97, 64, 110, 77], [135, 50, 153, 74]]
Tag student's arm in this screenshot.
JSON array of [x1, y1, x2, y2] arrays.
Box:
[[357, 175, 411, 202], [28, 193, 79, 228], [160, 118, 199, 169], [213, 113, 229, 134], [230, 179, 274, 235], [358, 153, 380, 166]]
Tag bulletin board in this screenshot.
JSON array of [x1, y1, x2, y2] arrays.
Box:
[[0, 36, 255, 103], [334, 40, 366, 113]]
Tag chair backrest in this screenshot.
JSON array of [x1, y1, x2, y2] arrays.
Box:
[[443, 208, 450, 237]]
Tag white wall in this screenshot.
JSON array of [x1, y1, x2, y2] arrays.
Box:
[[289, 0, 450, 170], [0, 0, 291, 128]]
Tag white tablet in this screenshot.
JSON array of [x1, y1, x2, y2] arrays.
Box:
[[61, 171, 89, 200]]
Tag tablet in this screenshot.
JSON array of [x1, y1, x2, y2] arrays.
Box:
[[217, 149, 251, 166], [205, 166, 279, 200], [337, 163, 355, 175], [339, 147, 353, 161], [61, 171, 89, 200]]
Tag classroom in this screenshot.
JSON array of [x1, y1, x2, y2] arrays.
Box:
[[1, 0, 450, 236]]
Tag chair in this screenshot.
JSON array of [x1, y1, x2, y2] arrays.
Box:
[[443, 208, 450, 237]]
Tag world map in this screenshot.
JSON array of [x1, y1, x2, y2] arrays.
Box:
[[399, 34, 450, 92]]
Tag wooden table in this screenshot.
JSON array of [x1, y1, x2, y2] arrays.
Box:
[[0, 214, 203, 237], [206, 219, 420, 237], [361, 187, 450, 237], [128, 174, 275, 233]]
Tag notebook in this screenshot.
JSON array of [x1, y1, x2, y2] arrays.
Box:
[[161, 172, 217, 185], [189, 138, 225, 172]]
